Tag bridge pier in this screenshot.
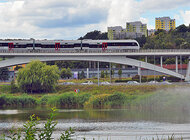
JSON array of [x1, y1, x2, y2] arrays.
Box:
[[145, 56, 148, 63], [138, 62, 142, 83], [97, 61, 100, 86], [176, 56, 178, 73], [160, 56, 163, 68], [109, 62, 111, 83], [185, 57, 190, 81]]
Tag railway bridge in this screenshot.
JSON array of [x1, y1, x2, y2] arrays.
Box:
[[0, 49, 190, 81]]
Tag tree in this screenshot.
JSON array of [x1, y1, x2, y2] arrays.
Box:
[[78, 30, 108, 40], [80, 70, 85, 79], [111, 70, 115, 78], [0, 67, 9, 81], [101, 70, 105, 78], [175, 24, 188, 33], [105, 70, 109, 78], [61, 68, 67, 79], [61, 68, 72, 79], [66, 68, 72, 79], [17, 60, 60, 93], [10, 80, 18, 93], [118, 69, 122, 79]]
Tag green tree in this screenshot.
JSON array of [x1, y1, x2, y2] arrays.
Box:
[[118, 69, 122, 79], [60, 68, 67, 79], [0, 67, 9, 81], [111, 69, 115, 78], [175, 24, 188, 33], [66, 68, 72, 79], [17, 60, 60, 93], [79, 30, 108, 40], [80, 70, 86, 79], [105, 70, 109, 78], [10, 80, 18, 93], [101, 70, 105, 78], [61, 68, 72, 79]]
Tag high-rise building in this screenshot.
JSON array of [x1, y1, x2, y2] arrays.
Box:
[[126, 21, 147, 37], [107, 21, 147, 40], [107, 26, 126, 40], [155, 17, 175, 31]]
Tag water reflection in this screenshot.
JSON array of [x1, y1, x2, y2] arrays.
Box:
[[0, 107, 190, 124], [1, 107, 190, 139]]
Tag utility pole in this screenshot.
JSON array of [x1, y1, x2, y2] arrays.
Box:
[[110, 62, 111, 83], [98, 61, 100, 86]]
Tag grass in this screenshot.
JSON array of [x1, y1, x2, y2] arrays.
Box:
[[0, 84, 185, 109], [0, 93, 37, 107]]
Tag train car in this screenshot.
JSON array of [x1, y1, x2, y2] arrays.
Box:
[[0, 39, 140, 51]]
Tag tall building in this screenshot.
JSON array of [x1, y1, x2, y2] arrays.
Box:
[[107, 26, 126, 40], [126, 21, 147, 37], [107, 21, 147, 40], [155, 17, 175, 31]]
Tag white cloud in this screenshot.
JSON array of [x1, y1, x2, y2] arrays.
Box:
[[0, 0, 190, 39], [106, 0, 140, 27], [180, 11, 190, 26]]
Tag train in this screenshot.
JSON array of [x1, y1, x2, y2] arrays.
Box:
[[0, 39, 140, 51]]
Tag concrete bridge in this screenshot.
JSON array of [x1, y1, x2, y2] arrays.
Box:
[[0, 49, 190, 81]]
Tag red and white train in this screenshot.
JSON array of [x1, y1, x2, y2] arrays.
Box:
[[0, 39, 140, 51]]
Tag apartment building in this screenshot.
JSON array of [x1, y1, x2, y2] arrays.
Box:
[[107, 26, 126, 40], [155, 17, 175, 31], [108, 21, 147, 40], [126, 21, 147, 37]]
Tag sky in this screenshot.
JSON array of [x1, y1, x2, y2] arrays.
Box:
[[0, 0, 190, 40]]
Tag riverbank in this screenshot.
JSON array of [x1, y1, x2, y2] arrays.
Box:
[[0, 84, 188, 109]]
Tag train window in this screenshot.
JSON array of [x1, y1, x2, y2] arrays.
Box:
[[26, 44, 33, 47], [89, 44, 98, 48], [19, 45, 27, 48], [64, 45, 74, 48], [74, 44, 81, 47], [2, 43, 8, 46], [35, 44, 42, 47], [107, 42, 138, 46], [41, 45, 54, 48], [82, 43, 89, 47]]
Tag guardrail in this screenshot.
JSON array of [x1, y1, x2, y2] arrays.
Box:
[[0, 49, 190, 54]]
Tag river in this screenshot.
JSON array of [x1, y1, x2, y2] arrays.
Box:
[[0, 107, 190, 140]]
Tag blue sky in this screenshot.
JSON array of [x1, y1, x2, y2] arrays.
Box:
[[0, 0, 189, 39]]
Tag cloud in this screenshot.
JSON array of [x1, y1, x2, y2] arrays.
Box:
[[107, 0, 140, 27], [180, 11, 190, 26], [139, 0, 190, 12], [36, 8, 107, 28], [0, 0, 189, 39]]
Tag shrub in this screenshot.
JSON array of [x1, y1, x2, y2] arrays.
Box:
[[107, 93, 126, 107], [5, 108, 74, 140], [0, 94, 37, 107]]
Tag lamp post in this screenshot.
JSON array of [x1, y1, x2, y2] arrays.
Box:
[[180, 46, 182, 82]]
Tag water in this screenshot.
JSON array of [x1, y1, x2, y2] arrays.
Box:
[[0, 107, 190, 139]]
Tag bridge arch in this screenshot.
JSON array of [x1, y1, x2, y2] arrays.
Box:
[[0, 56, 185, 79]]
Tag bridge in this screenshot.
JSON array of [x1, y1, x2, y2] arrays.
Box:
[[0, 49, 190, 81]]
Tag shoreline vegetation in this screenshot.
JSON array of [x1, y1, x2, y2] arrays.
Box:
[[0, 84, 186, 109]]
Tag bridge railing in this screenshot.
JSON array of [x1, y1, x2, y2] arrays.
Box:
[[0, 49, 190, 54]]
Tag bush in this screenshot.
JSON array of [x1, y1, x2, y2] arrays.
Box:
[[85, 93, 127, 108], [107, 93, 126, 107], [4, 108, 74, 140], [40, 92, 91, 108], [10, 80, 19, 93], [0, 94, 37, 107]]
